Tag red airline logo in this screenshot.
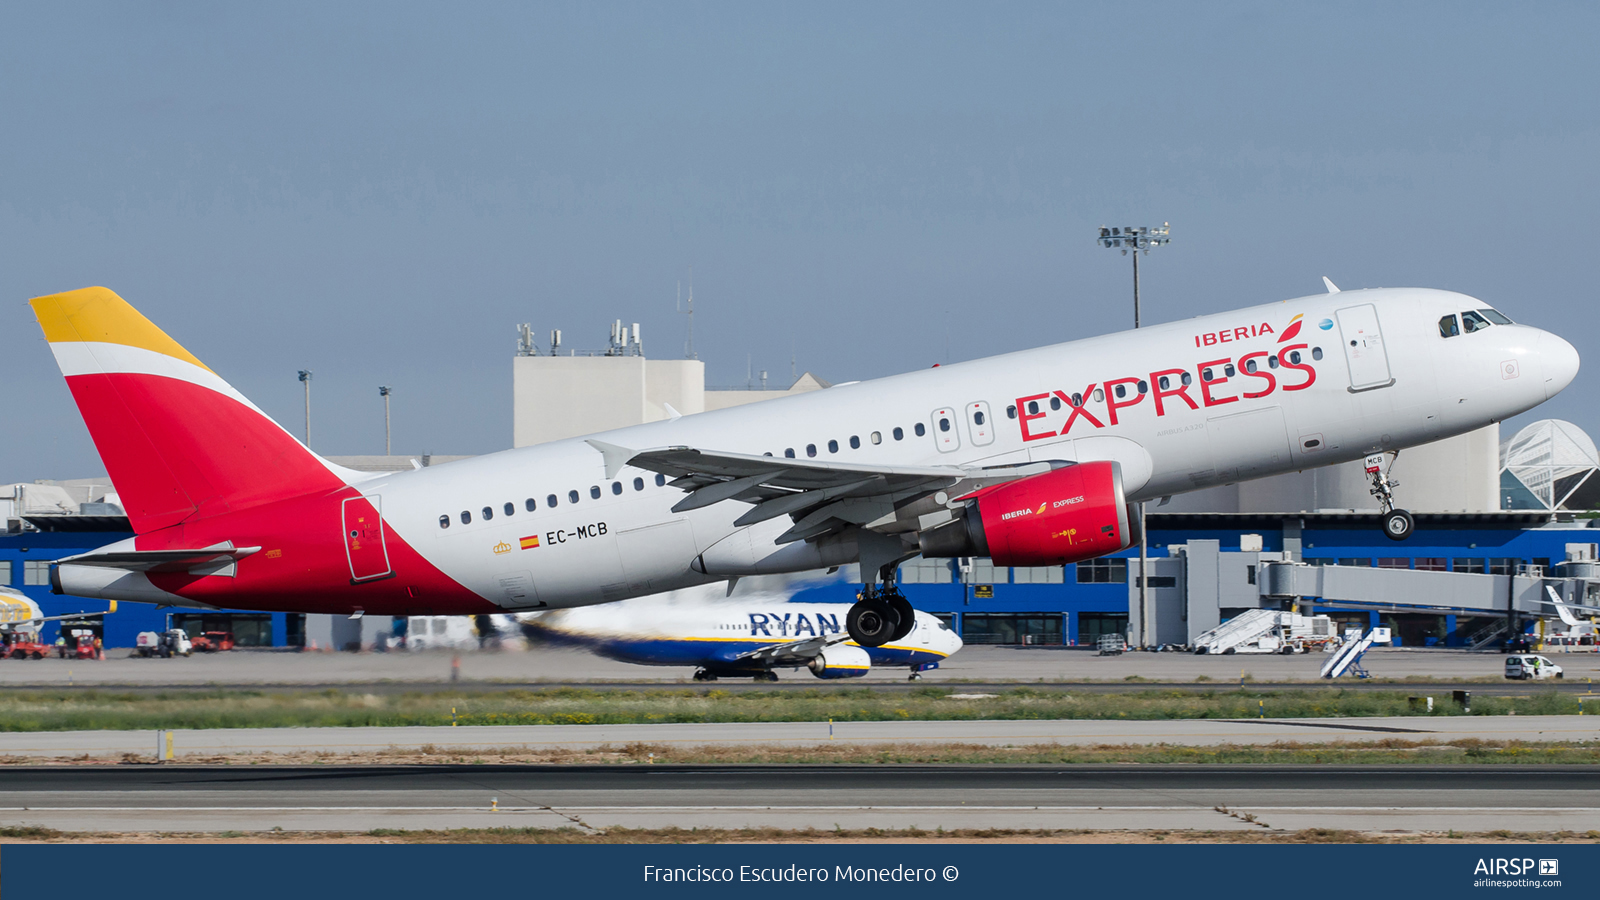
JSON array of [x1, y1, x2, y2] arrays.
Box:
[[1015, 326, 1319, 442]]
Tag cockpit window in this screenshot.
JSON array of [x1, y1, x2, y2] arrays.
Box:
[[1478, 308, 1513, 325], [1438, 314, 1460, 338], [1461, 310, 1492, 333]]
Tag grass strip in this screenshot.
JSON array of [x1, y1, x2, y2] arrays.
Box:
[[0, 686, 1584, 732]]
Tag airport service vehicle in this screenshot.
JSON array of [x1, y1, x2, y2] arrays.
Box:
[[58, 628, 99, 659], [1505, 654, 1563, 680], [4, 637, 49, 660], [134, 629, 192, 658], [32, 285, 1578, 647], [519, 596, 962, 681], [189, 631, 235, 652]]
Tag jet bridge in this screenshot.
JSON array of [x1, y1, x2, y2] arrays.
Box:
[[1131, 537, 1600, 649]]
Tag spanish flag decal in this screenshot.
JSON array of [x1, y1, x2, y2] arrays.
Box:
[[520, 535, 541, 550]]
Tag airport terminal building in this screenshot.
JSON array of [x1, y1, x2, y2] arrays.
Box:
[[4, 322, 1595, 650]]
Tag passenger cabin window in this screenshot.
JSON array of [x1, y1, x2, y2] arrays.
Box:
[[1005, 406, 1016, 419], [973, 410, 985, 425], [569, 490, 580, 504], [525, 498, 536, 511], [655, 474, 666, 486], [1181, 371, 1192, 384], [1267, 355, 1278, 369], [871, 431, 882, 444], [1461, 310, 1492, 333], [633, 477, 645, 491], [1439, 314, 1460, 338], [785, 448, 795, 458], [1288, 350, 1302, 364], [914, 423, 927, 437], [547, 493, 558, 507], [806, 443, 817, 457], [893, 427, 904, 441], [1049, 396, 1061, 411], [482, 506, 493, 520], [1114, 384, 1126, 399], [611, 482, 622, 495], [1312, 347, 1323, 360], [1027, 400, 1039, 415], [1071, 392, 1082, 406], [828, 439, 839, 453], [460, 510, 471, 524], [1093, 389, 1104, 402], [590, 485, 601, 499], [439, 515, 450, 529], [503, 502, 514, 516], [849, 435, 860, 449], [938, 416, 951, 432]]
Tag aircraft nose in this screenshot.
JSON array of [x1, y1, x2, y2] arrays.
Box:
[[1538, 330, 1581, 400]]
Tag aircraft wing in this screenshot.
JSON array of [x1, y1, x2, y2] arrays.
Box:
[[732, 633, 852, 665], [588, 440, 1058, 544]]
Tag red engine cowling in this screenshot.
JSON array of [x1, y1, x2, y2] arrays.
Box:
[[919, 461, 1139, 566]]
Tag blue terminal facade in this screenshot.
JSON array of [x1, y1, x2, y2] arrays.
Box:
[[4, 512, 1594, 648], [792, 512, 1597, 648]]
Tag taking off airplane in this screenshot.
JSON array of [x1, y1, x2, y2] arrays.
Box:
[[31, 284, 1578, 647]]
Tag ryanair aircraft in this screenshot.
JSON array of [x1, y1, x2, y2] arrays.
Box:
[[518, 596, 962, 681]]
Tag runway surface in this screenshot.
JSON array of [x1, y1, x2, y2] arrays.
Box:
[[2, 764, 1595, 834], [2, 645, 1595, 687], [0, 714, 1592, 759]]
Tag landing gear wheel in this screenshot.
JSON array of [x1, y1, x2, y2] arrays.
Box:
[[754, 670, 779, 683], [908, 671, 922, 681], [847, 596, 897, 648], [1382, 508, 1414, 541], [692, 669, 718, 682], [884, 591, 915, 642]]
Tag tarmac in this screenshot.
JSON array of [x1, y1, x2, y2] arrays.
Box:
[[1, 764, 1594, 834], [0, 714, 1593, 758], [2, 644, 1597, 687]]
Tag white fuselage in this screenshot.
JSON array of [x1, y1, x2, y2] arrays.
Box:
[[520, 598, 962, 673], [343, 288, 1577, 611]]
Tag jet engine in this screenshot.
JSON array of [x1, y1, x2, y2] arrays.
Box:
[[807, 643, 872, 679], [918, 460, 1138, 567]]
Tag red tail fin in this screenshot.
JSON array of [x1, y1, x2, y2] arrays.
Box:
[[30, 287, 352, 533]]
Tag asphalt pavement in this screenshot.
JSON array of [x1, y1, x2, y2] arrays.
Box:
[[2, 764, 1594, 834]]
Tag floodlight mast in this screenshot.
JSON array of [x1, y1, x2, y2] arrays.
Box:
[[379, 386, 392, 456], [1097, 223, 1170, 649], [297, 369, 313, 449]]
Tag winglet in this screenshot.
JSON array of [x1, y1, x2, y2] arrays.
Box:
[[1547, 585, 1581, 627], [1322, 276, 1340, 294], [585, 440, 637, 479], [662, 402, 683, 420]]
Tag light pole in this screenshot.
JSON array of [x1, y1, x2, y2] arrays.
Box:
[[379, 386, 392, 455], [1098, 223, 1170, 649], [297, 370, 313, 449]]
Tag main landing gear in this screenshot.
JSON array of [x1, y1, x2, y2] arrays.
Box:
[[1366, 452, 1414, 541], [846, 581, 915, 648]]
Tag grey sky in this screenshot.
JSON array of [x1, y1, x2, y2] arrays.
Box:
[[3, 2, 1597, 478]]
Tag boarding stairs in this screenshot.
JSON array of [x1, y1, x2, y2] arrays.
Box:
[[1320, 627, 1391, 679], [1468, 618, 1510, 652], [1192, 609, 1279, 655]]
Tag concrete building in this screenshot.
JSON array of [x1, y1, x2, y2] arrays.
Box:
[[511, 322, 828, 447]]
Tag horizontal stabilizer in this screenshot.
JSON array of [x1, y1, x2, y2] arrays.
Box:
[[57, 542, 260, 572]]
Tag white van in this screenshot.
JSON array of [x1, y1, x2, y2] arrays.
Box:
[[1505, 654, 1564, 680]]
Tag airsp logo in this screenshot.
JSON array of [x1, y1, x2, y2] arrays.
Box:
[[1473, 858, 1553, 876], [1540, 860, 1559, 876]]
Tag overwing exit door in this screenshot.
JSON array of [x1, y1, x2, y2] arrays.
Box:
[[342, 495, 393, 583], [1335, 304, 1394, 391]]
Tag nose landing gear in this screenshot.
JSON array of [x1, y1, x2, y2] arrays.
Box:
[[1366, 452, 1414, 541]]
